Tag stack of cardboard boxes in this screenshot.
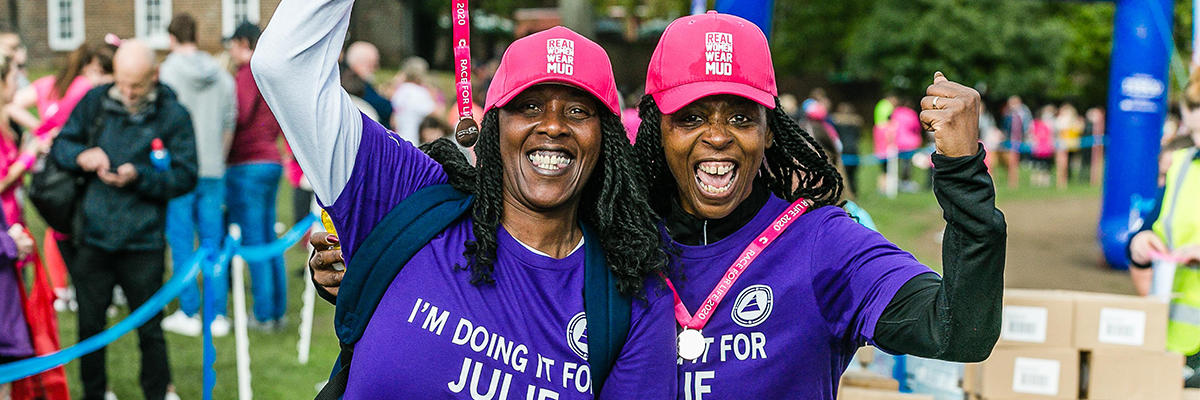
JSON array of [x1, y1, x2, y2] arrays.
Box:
[[839, 349, 934, 400], [964, 289, 1182, 400]]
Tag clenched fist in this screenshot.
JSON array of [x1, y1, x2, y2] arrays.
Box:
[[920, 72, 982, 158]]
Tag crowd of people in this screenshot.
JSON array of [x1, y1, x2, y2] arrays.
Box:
[[0, 14, 300, 400]]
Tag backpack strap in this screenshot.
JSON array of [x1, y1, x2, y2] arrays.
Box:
[[316, 186, 632, 399], [581, 224, 631, 394], [317, 184, 472, 400]]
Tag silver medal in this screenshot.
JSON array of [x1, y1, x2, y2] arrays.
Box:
[[677, 329, 706, 361]]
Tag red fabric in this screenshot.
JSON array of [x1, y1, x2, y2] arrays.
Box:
[[228, 64, 284, 165], [11, 234, 70, 400], [42, 230, 68, 292]]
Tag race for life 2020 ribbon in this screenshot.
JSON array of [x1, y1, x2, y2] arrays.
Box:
[[663, 197, 813, 360], [452, 0, 479, 147]]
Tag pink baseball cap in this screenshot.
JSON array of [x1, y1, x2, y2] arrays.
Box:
[[484, 26, 621, 115], [645, 11, 777, 114]]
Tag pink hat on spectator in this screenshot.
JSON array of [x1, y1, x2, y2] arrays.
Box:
[[485, 26, 620, 115], [645, 11, 778, 114]]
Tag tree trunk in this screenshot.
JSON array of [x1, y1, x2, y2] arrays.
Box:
[[558, 0, 594, 38]]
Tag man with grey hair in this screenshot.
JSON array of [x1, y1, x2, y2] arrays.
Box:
[[344, 41, 392, 124], [49, 39, 197, 400]]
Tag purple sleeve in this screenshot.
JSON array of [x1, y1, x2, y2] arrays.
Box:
[[0, 231, 17, 265], [598, 284, 678, 399], [808, 207, 932, 348], [322, 113, 448, 262]]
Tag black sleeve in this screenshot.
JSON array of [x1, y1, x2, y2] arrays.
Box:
[[873, 144, 1007, 362]]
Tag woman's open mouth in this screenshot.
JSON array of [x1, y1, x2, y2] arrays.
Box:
[[528, 149, 575, 175], [695, 161, 737, 196]]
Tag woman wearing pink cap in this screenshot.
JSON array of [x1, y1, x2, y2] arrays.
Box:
[[628, 11, 1004, 399], [253, 0, 674, 398]]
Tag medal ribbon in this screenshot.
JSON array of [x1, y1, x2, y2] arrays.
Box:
[[663, 197, 813, 331], [452, 0, 473, 120]]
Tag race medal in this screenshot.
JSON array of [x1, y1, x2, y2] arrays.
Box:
[[678, 329, 706, 361], [661, 197, 813, 363], [451, 0, 477, 147], [454, 117, 479, 147]]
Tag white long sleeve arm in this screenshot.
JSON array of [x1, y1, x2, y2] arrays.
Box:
[[252, 0, 361, 204]]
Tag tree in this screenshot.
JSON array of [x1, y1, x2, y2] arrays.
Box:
[[843, 0, 1073, 103]]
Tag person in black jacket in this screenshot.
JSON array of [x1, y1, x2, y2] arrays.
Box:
[[48, 39, 197, 400]]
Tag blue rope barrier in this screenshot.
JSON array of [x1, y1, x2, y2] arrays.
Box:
[[203, 234, 240, 400], [236, 213, 318, 263], [0, 214, 318, 385], [0, 247, 211, 383], [846, 135, 1107, 165]]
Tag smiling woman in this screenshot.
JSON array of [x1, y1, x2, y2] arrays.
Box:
[[251, 0, 675, 398], [631, 11, 1007, 400]]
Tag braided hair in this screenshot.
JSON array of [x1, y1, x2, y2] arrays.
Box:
[[419, 108, 666, 297], [632, 95, 843, 217]]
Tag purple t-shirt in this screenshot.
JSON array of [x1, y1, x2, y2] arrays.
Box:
[[328, 115, 677, 399], [669, 196, 932, 400]]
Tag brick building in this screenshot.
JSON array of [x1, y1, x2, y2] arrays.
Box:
[[3, 0, 422, 70]]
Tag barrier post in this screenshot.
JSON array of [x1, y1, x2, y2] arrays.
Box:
[[885, 144, 899, 199], [297, 217, 321, 365], [202, 247, 216, 400], [229, 224, 253, 400]]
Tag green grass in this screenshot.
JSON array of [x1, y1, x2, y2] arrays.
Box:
[[20, 182, 342, 399], [849, 155, 1101, 273]]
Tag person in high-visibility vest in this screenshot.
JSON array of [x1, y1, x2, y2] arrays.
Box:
[[1129, 72, 1200, 386]]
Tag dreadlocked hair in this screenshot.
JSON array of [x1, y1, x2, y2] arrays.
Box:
[[418, 108, 667, 297], [633, 95, 843, 217]]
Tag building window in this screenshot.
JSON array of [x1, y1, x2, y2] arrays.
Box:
[[135, 0, 172, 49], [223, 0, 260, 38], [47, 0, 85, 51]]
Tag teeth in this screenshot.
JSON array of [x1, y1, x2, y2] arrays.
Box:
[[698, 164, 733, 175], [699, 181, 731, 193], [528, 152, 572, 171]]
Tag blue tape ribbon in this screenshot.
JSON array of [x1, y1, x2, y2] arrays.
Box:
[[0, 246, 211, 383], [0, 214, 315, 385], [236, 214, 317, 263], [202, 235, 239, 400]]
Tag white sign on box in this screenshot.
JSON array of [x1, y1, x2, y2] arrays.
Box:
[[1000, 305, 1048, 343], [1097, 307, 1147, 346], [1011, 357, 1061, 396]]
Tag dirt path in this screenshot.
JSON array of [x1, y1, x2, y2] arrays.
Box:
[[910, 193, 1136, 295]]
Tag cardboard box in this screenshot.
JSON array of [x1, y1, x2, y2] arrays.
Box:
[[1184, 388, 1200, 400], [841, 369, 900, 391], [1084, 348, 1182, 400], [963, 362, 979, 394], [856, 345, 876, 367], [972, 347, 1079, 399], [837, 387, 934, 400], [1072, 292, 1167, 351], [998, 289, 1075, 348]]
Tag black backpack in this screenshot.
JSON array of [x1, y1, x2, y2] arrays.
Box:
[[315, 184, 631, 399], [29, 112, 104, 233]]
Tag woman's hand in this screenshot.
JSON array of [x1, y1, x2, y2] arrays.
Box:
[[309, 231, 345, 296], [8, 223, 32, 259], [1129, 230, 1168, 266]]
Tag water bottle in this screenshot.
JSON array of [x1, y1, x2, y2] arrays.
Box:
[[150, 138, 170, 171]]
